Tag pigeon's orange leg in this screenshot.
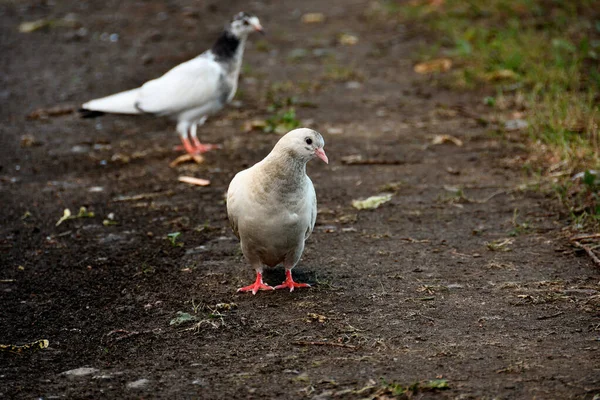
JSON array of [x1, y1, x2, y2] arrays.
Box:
[[237, 271, 274, 295], [179, 137, 198, 155], [274, 269, 310, 292], [190, 136, 222, 153]]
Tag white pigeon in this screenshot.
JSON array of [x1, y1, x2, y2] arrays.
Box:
[[227, 128, 329, 294], [80, 12, 264, 155]]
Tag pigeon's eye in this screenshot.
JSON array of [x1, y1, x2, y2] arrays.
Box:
[[305, 138, 313, 145], [243, 20, 249, 26]]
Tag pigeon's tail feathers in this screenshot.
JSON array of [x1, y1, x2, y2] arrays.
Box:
[[81, 88, 142, 115]]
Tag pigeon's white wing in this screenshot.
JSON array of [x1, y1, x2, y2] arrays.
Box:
[[226, 169, 249, 240], [304, 177, 317, 241], [135, 56, 223, 116]]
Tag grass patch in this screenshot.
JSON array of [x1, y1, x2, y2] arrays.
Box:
[[384, 0, 600, 228]]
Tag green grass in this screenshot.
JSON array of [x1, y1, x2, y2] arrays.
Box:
[[382, 0, 599, 228]]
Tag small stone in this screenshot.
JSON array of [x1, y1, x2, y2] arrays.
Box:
[[62, 367, 99, 377], [126, 378, 150, 389]]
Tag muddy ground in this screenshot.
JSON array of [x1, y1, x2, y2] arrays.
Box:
[[1, 0, 599, 399]]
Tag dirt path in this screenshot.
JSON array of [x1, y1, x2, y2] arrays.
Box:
[[1, 1, 599, 399]]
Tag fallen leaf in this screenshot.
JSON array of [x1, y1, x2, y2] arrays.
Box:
[[243, 119, 267, 132], [169, 154, 204, 167], [485, 69, 519, 81], [431, 134, 463, 147], [55, 209, 72, 226], [19, 19, 50, 33], [301, 13, 325, 23], [504, 119, 528, 131], [178, 176, 211, 186], [27, 105, 75, 119], [352, 194, 392, 210], [414, 58, 452, 74], [338, 33, 358, 46], [169, 311, 198, 326]]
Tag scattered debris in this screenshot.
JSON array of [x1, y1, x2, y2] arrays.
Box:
[[485, 69, 519, 81], [169, 311, 198, 326], [0, 339, 49, 354], [243, 119, 267, 132], [570, 234, 600, 267], [126, 378, 150, 389], [379, 182, 403, 193], [301, 13, 325, 24], [166, 232, 183, 247], [338, 33, 358, 46], [19, 14, 81, 33], [112, 191, 174, 202], [213, 303, 237, 311], [341, 155, 405, 165], [178, 176, 211, 187], [293, 341, 356, 349], [306, 313, 327, 323], [27, 105, 75, 119], [504, 118, 528, 131], [20, 134, 41, 148], [352, 194, 392, 210], [431, 134, 463, 147], [400, 237, 430, 243], [169, 153, 204, 167], [55, 207, 95, 226], [414, 58, 452, 74], [61, 367, 99, 377]]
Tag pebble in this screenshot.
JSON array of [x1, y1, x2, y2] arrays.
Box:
[[126, 378, 150, 389], [61, 367, 99, 377]]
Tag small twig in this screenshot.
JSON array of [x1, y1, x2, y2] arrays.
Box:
[[104, 328, 160, 343], [570, 233, 600, 242], [112, 191, 174, 202], [537, 312, 564, 320], [292, 341, 357, 349], [341, 158, 406, 166], [399, 237, 430, 243], [572, 240, 600, 267]]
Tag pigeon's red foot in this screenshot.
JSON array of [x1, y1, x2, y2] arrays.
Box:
[[178, 138, 222, 155], [274, 270, 311, 292], [191, 137, 222, 153], [237, 272, 274, 295]]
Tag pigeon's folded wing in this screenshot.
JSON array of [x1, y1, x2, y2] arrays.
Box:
[[226, 170, 249, 240], [305, 179, 317, 241], [135, 57, 223, 116]]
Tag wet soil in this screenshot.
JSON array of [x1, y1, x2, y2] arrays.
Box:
[[1, 0, 599, 399]]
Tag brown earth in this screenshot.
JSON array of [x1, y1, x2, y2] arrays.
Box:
[[1, 0, 599, 399]]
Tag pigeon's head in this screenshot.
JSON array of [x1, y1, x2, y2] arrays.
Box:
[[276, 128, 329, 164], [229, 12, 264, 37]]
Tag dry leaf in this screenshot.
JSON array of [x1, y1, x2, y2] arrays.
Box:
[[301, 13, 325, 24], [178, 176, 210, 186], [339, 33, 358, 46], [169, 154, 204, 167], [414, 58, 452, 74], [27, 105, 75, 119], [485, 69, 518, 81], [431, 134, 463, 147], [352, 194, 393, 210], [243, 119, 267, 132]]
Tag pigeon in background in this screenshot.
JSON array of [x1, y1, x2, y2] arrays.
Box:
[[227, 128, 329, 294], [80, 12, 264, 155]]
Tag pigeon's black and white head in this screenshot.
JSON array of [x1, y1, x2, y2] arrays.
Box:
[[229, 12, 264, 37], [274, 128, 329, 164]]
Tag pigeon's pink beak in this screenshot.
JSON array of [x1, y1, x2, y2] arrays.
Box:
[[253, 23, 265, 35], [315, 147, 329, 164]]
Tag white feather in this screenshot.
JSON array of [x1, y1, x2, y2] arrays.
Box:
[[135, 56, 223, 116], [81, 88, 141, 114]]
